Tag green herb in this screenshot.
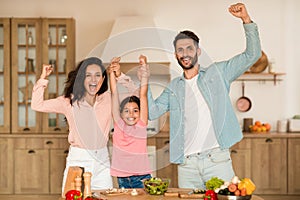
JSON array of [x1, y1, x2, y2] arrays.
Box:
[[205, 177, 224, 190]]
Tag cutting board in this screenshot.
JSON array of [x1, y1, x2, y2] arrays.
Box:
[[164, 189, 204, 199], [62, 166, 84, 198]]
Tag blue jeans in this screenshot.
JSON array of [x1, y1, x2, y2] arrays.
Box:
[[178, 147, 235, 189], [117, 174, 152, 188]]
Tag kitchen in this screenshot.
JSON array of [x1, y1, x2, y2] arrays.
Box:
[[0, 0, 299, 200]]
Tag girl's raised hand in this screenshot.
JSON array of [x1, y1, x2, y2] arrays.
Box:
[[138, 55, 150, 81], [139, 55, 147, 66], [109, 57, 121, 77]]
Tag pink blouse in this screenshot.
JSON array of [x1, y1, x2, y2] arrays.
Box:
[[110, 119, 152, 177]]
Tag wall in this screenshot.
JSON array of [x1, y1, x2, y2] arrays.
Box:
[[0, 0, 299, 130]]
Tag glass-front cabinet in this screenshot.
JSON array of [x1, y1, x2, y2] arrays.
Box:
[[0, 18, 10, 133], [11, 18, 42, 133], [0, 18, 75, 134], [41, 18, 75, 133]]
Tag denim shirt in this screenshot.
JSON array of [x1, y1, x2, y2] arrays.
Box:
[[148, 23, 261, 164]]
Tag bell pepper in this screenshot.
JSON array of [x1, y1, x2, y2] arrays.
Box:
[[238, 178, 256, 195], [65, 189, 82, 200], [204, 190, 217, 200]]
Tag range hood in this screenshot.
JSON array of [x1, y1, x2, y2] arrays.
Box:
[[98, 16, 173, 64]]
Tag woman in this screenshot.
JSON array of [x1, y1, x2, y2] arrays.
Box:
[[31, 57, 136, 192]]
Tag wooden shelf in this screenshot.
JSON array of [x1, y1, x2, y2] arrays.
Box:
[[237, 72, 286, 85]]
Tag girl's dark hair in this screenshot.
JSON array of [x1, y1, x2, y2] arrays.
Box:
[[120, 95, 140, 113], [63, 57, 108, 105]]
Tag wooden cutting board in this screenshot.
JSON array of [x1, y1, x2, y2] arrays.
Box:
[[179, 192, 204, 199], [164, 190, 204, 199], [62, 166, 84, 198]]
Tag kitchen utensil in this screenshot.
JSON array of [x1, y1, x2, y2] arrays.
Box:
[[249, 51, 268, 73], [236, 82, 252, 112]]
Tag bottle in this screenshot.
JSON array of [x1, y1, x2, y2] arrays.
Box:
[[28, 31, 33, 44], [47, 32, 52, 45], [60, 29, 67, 44]]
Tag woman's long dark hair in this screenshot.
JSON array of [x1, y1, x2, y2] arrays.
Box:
[[63, 57, 108, 105]]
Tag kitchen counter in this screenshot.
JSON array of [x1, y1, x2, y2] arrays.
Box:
[[149, 131, 300, 139], [242, 132, 300, 138], [59, 188, 264, 200]]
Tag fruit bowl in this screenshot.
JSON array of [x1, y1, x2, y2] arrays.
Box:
[[143, 177, 170, 195], [217, 194, 252, 200]]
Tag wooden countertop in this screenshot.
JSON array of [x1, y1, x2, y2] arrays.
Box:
[[152, 131, 300, 138], [1, 131, 299, 139], [243, 132, 300, 138], [59, 188, 264, 200]]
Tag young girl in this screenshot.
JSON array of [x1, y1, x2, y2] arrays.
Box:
[[109, 55, 152, 188], [31, 57, 137, 192]]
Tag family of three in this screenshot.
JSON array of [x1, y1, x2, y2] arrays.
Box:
[[31, 2, 262, 192]]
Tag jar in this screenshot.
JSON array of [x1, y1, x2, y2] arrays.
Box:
[[277, 120, 287, 132]]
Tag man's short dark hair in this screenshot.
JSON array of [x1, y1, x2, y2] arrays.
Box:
[[173, 30, 200, 48]]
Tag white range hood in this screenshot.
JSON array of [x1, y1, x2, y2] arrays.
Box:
[[98, 16, 173, 64]]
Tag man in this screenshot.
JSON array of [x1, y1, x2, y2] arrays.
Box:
[[147, 3, 261, 189]]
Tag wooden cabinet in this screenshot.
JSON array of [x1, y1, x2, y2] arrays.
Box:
[[40, 18, 75, 133], [288, 138, 300, 194], [0, 18, 11, 134], [251, 137, 287, 194], [50, 148, 70, 194], [230, 138, 251, 178], [14, 146, 49, 194], [0, 138, 13, 194], [0, 17, 75, 134], [231, 134, 300, 198], [155, 136, 178, 188], [0, 135, 69, 195]]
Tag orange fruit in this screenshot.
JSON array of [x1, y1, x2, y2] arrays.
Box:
[[255, 121, 262, 127], [251, 125, 258, 132], [264, 123, 271, 131]]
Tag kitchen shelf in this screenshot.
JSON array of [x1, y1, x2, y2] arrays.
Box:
[[237, 72, 286, 85]]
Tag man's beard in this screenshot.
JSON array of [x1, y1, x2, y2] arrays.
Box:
[[177, 53, 198, 70]]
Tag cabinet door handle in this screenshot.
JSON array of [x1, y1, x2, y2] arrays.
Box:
[[64, 150, 69, 154], [265, 138, 273, 143], [164, 140, 170, 145], [23, 127, 30, 131], [46, 140, 53, 145], [28, 149, 36, 154], [54, 127, 61, 131], [231, 150, 238, 154]]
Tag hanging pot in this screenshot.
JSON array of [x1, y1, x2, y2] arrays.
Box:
[[236, 82, 252, 112]]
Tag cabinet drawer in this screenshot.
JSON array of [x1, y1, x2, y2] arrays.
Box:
[[14, 138, 69, 149]]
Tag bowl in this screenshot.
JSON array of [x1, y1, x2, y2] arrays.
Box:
[[143, 177, 170, 195], [217, 194, 252, 200]]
